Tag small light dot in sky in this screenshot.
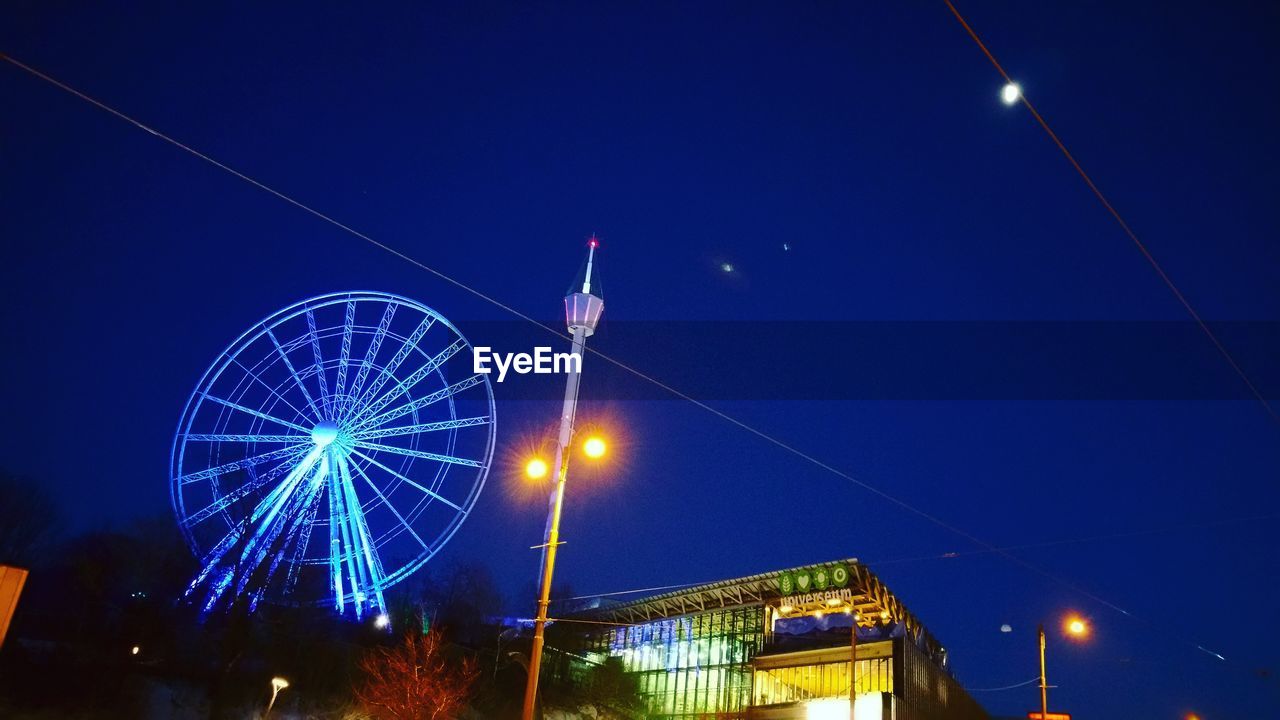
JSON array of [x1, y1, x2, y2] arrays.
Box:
[[720, 263, 734, 273], [782, 243, 790, 251], [1000, 624, 1012, 633], [1001, 82, 1022, 105]]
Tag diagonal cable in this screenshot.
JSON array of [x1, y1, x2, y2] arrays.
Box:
[[942, 0, 1277, 425]]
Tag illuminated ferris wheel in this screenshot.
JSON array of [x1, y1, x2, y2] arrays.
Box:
[[170, 291, 495, 618]]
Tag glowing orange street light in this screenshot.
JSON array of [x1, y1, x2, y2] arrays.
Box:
[[1038, 614, 1091, 720], [582, 436, 607, 459], [524, 458, 549, 480]]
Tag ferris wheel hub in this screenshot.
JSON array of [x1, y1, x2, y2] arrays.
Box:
[[311, 420, 341, 447]]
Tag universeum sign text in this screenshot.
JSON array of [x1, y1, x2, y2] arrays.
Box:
[[473, 346, 582, 382]]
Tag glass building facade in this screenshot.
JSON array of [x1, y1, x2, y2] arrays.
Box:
[[559, 558, 989, 720], [582, 606, 763, 716]]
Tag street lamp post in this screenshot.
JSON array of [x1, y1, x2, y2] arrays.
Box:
[[520, 240, 604, 720], [264, 676, 289, 719], [1038, 624, 1048, 720], [1037, 615, 1087, 719]]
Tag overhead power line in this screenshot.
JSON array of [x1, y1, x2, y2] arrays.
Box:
[[965, 677, 1041, 693], [564, 511, 1280, 599], [942, 0, 1277, 426]]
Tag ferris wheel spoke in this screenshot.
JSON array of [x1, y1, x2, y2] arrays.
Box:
[[352, 441, 483, 468], [333, 301, 355, 410], [347, 303, 397, 416], [178, 443, 314, 485], [305, 309, 333, 419], [350, 337, 467, 426], [185, 446, 312, 525], [182, 433, 303, 443], [228, 357, 316, 423], [352, 416, 490, 441], [350, 449, 463, 512], [352, 316, 435, 416], [351, 374, 486, 432], [348, 456, 429, 549], [264, 326, 325, 421], [201, 393, 312, 433]]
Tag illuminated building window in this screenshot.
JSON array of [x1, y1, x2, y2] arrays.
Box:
[[586, 606, 763, 716], [753, 657, 892, 706]]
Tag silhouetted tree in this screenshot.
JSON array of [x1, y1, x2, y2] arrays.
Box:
[[582, 656, 643, 715], [420, 562, 506, 645], [355, 630, 478, 720], [0, 471, 56, 566]]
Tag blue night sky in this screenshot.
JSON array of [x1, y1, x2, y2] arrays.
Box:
[[3, 2, 1279, 717]]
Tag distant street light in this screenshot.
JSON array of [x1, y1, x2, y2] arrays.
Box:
[[374, 613, 391, 630], [130, 645, 140, 656], [1066, 616, 1088, 637], [1037, 614, 1089, 720], [1001, 82, 1022, 105], [264, 676, 290, 719]]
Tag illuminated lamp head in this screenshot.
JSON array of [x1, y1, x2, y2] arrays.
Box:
[[525, 458, 549, 480]]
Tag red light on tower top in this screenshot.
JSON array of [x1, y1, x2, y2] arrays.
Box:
[[587, 235, 600, 249]]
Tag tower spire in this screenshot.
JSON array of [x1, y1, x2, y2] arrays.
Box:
[[582, 235, 600, 294]]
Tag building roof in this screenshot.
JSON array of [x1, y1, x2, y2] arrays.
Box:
[[566, 558, 946, 661]]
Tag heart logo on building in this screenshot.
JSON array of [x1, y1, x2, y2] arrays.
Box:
[[796, 571, 811, 590]]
